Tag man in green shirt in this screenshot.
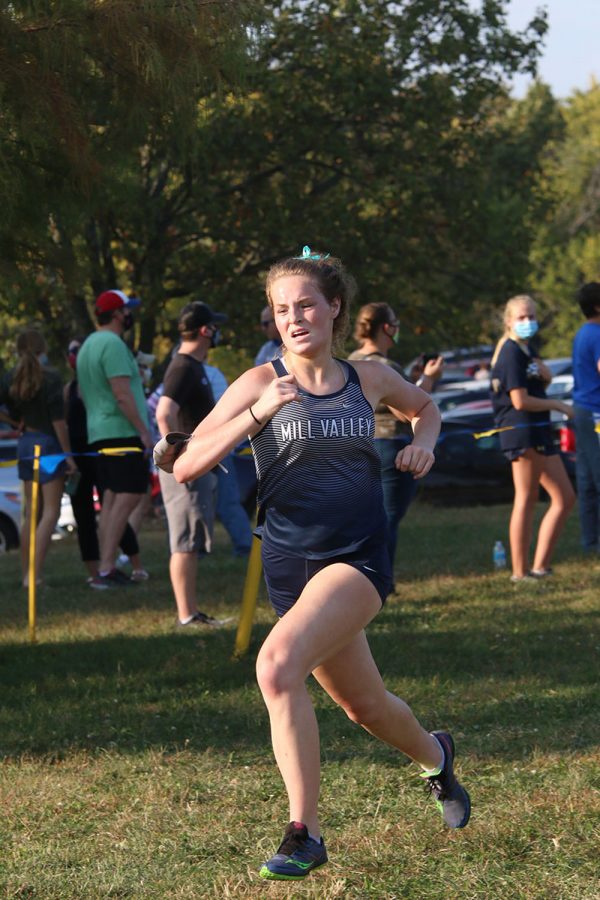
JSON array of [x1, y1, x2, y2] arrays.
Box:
[[77, 290, 153, 589]]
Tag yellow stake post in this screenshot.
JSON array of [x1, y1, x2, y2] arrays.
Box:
[[28, 444, 41, 644], [233, 534, 263, 659]]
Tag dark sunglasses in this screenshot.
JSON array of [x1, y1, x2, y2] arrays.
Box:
[[260, 319, 274, 328]]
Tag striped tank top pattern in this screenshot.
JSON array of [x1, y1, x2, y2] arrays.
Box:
[[250, 357, 387, 558]]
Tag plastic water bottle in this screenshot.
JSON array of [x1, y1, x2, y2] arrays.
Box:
[[493, 541, 507, 569]]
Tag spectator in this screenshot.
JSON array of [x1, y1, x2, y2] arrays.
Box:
[[0, 328, 75, 587], [490, 294, 575, 582], [254, 305, 282, 365], [204, 362, 253, 556], [572, 282, 600, 552], [76, 290, 153, 589], [156, 301, 226, 626], [65, 338, 148, 583], [348, 302, 443, 566], [114, 350, 157, 573]]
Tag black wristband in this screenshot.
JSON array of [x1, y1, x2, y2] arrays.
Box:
[[249, 406, 262, 426]]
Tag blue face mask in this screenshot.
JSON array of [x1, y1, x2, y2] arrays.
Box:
[[513, 320, 538, 340]]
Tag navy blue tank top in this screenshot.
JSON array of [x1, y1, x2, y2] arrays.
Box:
[[250, 357, 387, 558]]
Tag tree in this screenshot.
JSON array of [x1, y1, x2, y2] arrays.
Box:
[[529, 81, 600, 355], [166, 0, 551, 357], [0, 0, 256, 357], [0, 0, 549, 364]]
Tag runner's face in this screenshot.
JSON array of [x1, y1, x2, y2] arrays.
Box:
[[271, 275, 340, 356]]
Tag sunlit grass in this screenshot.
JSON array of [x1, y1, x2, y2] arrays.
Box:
[[0, 502, 598, 898]]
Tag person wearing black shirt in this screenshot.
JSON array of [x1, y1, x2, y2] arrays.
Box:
[[156, 301, 226, 626], [491, 295, 574, 582]]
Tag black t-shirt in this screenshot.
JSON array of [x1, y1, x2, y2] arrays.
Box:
[[0, 366, 64, 437], [65, 379, 89, 452], [491, 339, 551, 451], [161, 353, 214, 435]]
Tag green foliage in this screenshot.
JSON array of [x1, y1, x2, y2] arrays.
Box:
[[530, 82, 600, 354], [192, 0, 550, 359], [208, 345, 256, 384], [0, 1, 552, 364], [0, 0, 258, 354]]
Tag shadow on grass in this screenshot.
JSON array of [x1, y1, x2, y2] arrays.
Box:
[[1, 608, 597, 761]]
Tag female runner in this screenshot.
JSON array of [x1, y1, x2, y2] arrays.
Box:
[[169, 248, 471, 880]]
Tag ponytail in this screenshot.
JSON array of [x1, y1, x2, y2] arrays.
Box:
[[10, 330, 46, 402]]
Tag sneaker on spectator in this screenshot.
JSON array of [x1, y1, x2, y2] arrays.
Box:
[[177, 611, 227, 628], [89, 569, 135, 589], [131, 569, 150, 582], [530, 567, 553, 578]]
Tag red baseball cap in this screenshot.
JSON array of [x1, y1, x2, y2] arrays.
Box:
[[95, 290, 141, 313]]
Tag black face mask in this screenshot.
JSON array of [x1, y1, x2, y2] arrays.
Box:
[[122, 311, 134, 331]]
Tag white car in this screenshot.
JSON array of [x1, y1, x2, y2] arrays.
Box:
[[0, 482, 21, 552], [0, 442, 76, 552]]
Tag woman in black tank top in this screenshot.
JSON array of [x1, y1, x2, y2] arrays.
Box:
[[166, 248, 471, 879]]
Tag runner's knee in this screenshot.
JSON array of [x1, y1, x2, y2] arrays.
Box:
[[256, 645, 303, 700], [338, 692, 382, 728]]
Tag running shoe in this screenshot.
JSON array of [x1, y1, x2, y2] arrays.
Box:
[[422, 731, 471, 829], [131, 568, 150, 582], [259, 821, 328, 880], [105, 568, 135, 586], [88, 569, 135, 590], [177, 611, 223, 628], [530, 567, 553, 578]]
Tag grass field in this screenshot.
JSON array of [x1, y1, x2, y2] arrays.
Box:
[[0, 501, 598, 899]]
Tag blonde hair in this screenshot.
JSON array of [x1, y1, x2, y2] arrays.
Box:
[[10, 329, 46, 402], [265, 252, 355, 354], [491, 294, 536, 367]]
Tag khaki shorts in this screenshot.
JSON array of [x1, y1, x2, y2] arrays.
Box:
[[159, 469, 216, 554]]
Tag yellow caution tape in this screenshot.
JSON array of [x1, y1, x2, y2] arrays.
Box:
[[97, 446, 144, 456], [472, 425, 514, 440]]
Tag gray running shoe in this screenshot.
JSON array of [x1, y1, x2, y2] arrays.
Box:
[[422, 731, 471, 829]]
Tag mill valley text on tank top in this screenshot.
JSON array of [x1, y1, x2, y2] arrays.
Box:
[[250, 357, 387, 558]]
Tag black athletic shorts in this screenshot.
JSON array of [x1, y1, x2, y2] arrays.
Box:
[[503, 444, 559, 462], [261, 530, 393, 618], [91, 437, 149, 495]]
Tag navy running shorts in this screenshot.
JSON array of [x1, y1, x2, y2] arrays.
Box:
[[261, 531, 393, 618], [503, 444, 559, 462]]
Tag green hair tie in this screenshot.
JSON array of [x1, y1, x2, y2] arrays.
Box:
[[294, 245, 330, 261]]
